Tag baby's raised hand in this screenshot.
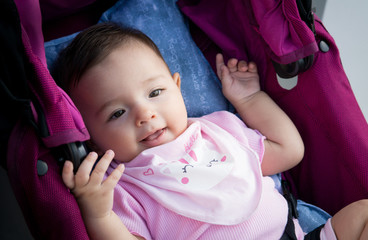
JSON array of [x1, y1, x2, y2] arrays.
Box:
[[62, 150, 124, 220], [216, 53, 260, 106]]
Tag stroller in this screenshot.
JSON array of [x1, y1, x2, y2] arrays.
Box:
[[1, 0, 367, 238]]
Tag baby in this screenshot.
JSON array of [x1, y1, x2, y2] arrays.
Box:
[[54, 22, 368, 240]]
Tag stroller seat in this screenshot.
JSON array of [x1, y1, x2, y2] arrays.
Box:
[[1, 0, 367, 238]]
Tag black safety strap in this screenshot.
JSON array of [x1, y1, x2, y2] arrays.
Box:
[[279, 179, 326, 240], [305, 224, 324, 240], [296, 0, 315, 35], [280, 180, 298, 240]]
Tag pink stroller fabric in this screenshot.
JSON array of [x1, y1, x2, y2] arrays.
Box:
[[178, 0, 368, 215], [6, 0, 90, 238]]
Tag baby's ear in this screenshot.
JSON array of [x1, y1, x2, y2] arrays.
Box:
[[172, 72, 181, 89]]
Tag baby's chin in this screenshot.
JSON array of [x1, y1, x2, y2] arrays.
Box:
[[113, 156, 135, 164], [113, 150, 144, 164]]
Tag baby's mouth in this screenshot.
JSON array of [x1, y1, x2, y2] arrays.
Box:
[[141, 128, 167, 145], [143, 129, 164, 141]]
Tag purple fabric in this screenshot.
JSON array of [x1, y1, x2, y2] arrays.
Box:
[[14, 0, 47, 66], [178, 0, 368, 215], [7, 121, 89, 239], [282, 17, 368, 214], [13, 0, 100, 63], [40, 0, 114, 41], [20, 25, 89, 147], [39, 0, 96, 21], [6, 1, 90, 239], [250, 0, 318, 64]]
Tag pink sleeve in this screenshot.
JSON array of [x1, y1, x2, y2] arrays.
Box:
[[112, 181, 152, 240], [201, 111, 266, 163]]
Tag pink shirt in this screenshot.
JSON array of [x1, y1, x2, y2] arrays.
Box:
[[108, 111, 305, 239]]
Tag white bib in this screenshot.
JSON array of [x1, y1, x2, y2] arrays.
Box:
[[113, 120, 263, 225]]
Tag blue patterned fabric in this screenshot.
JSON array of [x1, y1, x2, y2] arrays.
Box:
[[45, 0, 230, 117], [297, 200, 331, 232], [45, 32, 78, 70]]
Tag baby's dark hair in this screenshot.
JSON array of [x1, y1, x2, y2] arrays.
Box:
[[52, 22, 166, 92]]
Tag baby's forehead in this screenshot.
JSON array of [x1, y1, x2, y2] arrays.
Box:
[[114, 41, 170, 71], [117, 40, 158, 57]]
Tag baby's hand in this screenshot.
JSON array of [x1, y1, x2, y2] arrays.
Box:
[[216, 53, 260, 106], [62, 150, 124, 220]]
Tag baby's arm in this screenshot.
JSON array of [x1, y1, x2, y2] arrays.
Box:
[[216, 54, 304, 176], [62, 150, 144, 240]]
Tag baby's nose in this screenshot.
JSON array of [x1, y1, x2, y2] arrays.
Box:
[[135, 105, 156, 127]]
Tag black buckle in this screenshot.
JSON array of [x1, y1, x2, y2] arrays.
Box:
[[56, 141, 89, 173], [272, 54, 314, 79]]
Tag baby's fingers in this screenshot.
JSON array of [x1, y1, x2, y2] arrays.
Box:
[[237, 60, 248, 72], [216, 53, 226, 78], [62, 161, 75, 190], [227, 58, 239, 73], [248, 62, 258, 73], [74, 151, 99, 187], [103, 164, 125, 190], [89, 150, 115, 185]]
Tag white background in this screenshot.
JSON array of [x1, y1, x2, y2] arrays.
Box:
[[322, 0, 368, 121]]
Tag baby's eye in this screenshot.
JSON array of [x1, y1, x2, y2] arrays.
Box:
[[110, 109, 125, 120], [149, 89, 162, 98]]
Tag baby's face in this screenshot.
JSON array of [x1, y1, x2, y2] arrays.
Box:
[[70, 43, 188, 162]]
